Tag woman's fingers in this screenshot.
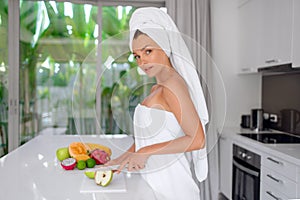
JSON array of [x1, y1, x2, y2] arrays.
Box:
[[128, 160, 137, 171], [117, 159, 128, 173], [115, 153, 147, 172], [104, 159, 119, 166], [136, 163, 145, 169]]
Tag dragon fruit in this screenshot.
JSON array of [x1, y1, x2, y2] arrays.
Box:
[[89, 149, 110, 165]]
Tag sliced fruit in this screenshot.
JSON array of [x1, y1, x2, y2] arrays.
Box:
[[61, 158, 77, 170], [86, 158, 96, 168], [56, 147, 70, 161], [85, 171, 96, 179], [68, 142, 88, 158], [77, 160, 87, 170], [85, 143, 112, 156], [73, 154, 90, 162], [94, 170, 113, 186], [90, 149, 110, 165]]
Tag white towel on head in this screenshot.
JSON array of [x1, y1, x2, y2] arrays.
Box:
[[129, 7, 209, 182]]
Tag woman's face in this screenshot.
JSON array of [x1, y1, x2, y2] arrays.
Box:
[[132, 34, 171, 77]]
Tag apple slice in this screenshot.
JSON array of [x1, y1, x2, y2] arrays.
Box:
[[94, 170, 113, 186], [85, 171, 96, 179]]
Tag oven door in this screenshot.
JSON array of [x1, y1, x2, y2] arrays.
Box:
[[232, 157, 260, 200]]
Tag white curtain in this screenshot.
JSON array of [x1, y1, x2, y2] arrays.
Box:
[[166, 1, 219, 200]]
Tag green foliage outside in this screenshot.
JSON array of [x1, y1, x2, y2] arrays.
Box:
[[0, 1, 153, 135]]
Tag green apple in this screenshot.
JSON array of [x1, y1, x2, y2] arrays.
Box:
[[85, 171, 96, 179], [56, 147, 70, 161], [94, 170, 113, 187]]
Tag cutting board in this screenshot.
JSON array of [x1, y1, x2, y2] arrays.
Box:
[[80, 173, 126, 193]]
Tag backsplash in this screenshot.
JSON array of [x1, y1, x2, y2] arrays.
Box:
[[262, 72, 300, 135]]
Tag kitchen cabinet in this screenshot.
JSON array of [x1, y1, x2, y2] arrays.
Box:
[[238, 0, 293, 73], [292, 0, 300, 68], [261, 183, 289, 200], [260, 151, 298, 199], [238, 0, 261, 73], [218, 136, 233, 199]]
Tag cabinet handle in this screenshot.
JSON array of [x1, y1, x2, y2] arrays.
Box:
[[267, 174, 282, 184], [267, 157, 283, 165], [266, 191, 282, 200], [265, 59, 279, 64]]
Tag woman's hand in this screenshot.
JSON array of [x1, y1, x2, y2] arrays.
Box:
[[104, 151, 130, 166], [117, 150, 150, 173], [105, 143, 136, 167]]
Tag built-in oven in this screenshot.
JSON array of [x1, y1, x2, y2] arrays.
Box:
[[232, 144, 261, 200]]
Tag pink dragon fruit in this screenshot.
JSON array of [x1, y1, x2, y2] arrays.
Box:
[[89, 149, 110, 165]]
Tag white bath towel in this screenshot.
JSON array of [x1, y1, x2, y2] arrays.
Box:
[[129, 7, 209, 182]]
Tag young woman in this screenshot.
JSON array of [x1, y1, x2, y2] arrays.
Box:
[[106, 7, 209, 200]]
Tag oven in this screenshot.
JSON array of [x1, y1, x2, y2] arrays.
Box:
[[232, 144, 261, 200]]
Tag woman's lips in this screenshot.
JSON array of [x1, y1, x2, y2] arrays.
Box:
[[144, 66, 153, 72]]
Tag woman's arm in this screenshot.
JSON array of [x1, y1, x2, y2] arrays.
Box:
[[117, 76, 206, 172]]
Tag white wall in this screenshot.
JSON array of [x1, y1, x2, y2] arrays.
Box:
[[210, 0, 261, 129]]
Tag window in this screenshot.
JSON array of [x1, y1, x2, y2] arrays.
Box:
[[2, 0, 165, 154], [0, 0, 165, 154], [0, 0, 8, 157]]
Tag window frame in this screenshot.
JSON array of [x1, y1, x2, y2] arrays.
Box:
[[7, 0, 165, 152]]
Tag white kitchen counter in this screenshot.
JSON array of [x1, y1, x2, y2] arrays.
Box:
[[221, 127, 300, 166], [0, 135, 156, 200]]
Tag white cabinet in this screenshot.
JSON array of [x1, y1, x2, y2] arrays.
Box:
[[238, 0, 293, 73], [261, 152, 299, 199], [292, 0, 300, 68], [259, 0, 293, 68], [219, 136, 233, 199], [261, 183, 289, 200], [238, 0, 261, 73]]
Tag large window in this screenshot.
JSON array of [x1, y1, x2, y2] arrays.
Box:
[[0, 0, 8, 157], [19, 1, 100, 141], [2, 0, 165, 156]]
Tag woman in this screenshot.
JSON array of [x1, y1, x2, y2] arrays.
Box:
[[106, 7, 209, 200]]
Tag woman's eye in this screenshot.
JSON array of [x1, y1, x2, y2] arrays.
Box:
[[145, 50, 152, 55], [134, 55, 140, 60]]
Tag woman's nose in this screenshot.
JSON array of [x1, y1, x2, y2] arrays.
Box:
[[138, 56, 146, 66]]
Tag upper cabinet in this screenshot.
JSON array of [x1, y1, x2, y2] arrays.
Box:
[[238, 0, 261, 73], [238, 0, 295, 73], [292, 0, 300, 68]]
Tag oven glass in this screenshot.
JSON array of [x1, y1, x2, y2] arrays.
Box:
[[232, 144, 260, 200], [232, 158, 260, 200]]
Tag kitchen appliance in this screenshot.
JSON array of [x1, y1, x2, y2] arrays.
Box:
[[232, 144, 261, 200], [240, 115, 251, 128], [280, 109, 300, 133], [239, 132, 300, 144], [251, 109, 264, 131]]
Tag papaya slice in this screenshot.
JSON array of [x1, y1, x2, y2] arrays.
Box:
[[68, 142, 112, 162], [69, 142, 88, 157], [73, 154, 90, 162]]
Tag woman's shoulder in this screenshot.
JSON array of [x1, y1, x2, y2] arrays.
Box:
[[159, 73, 190, 108], [161, 73, 189, 96]]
